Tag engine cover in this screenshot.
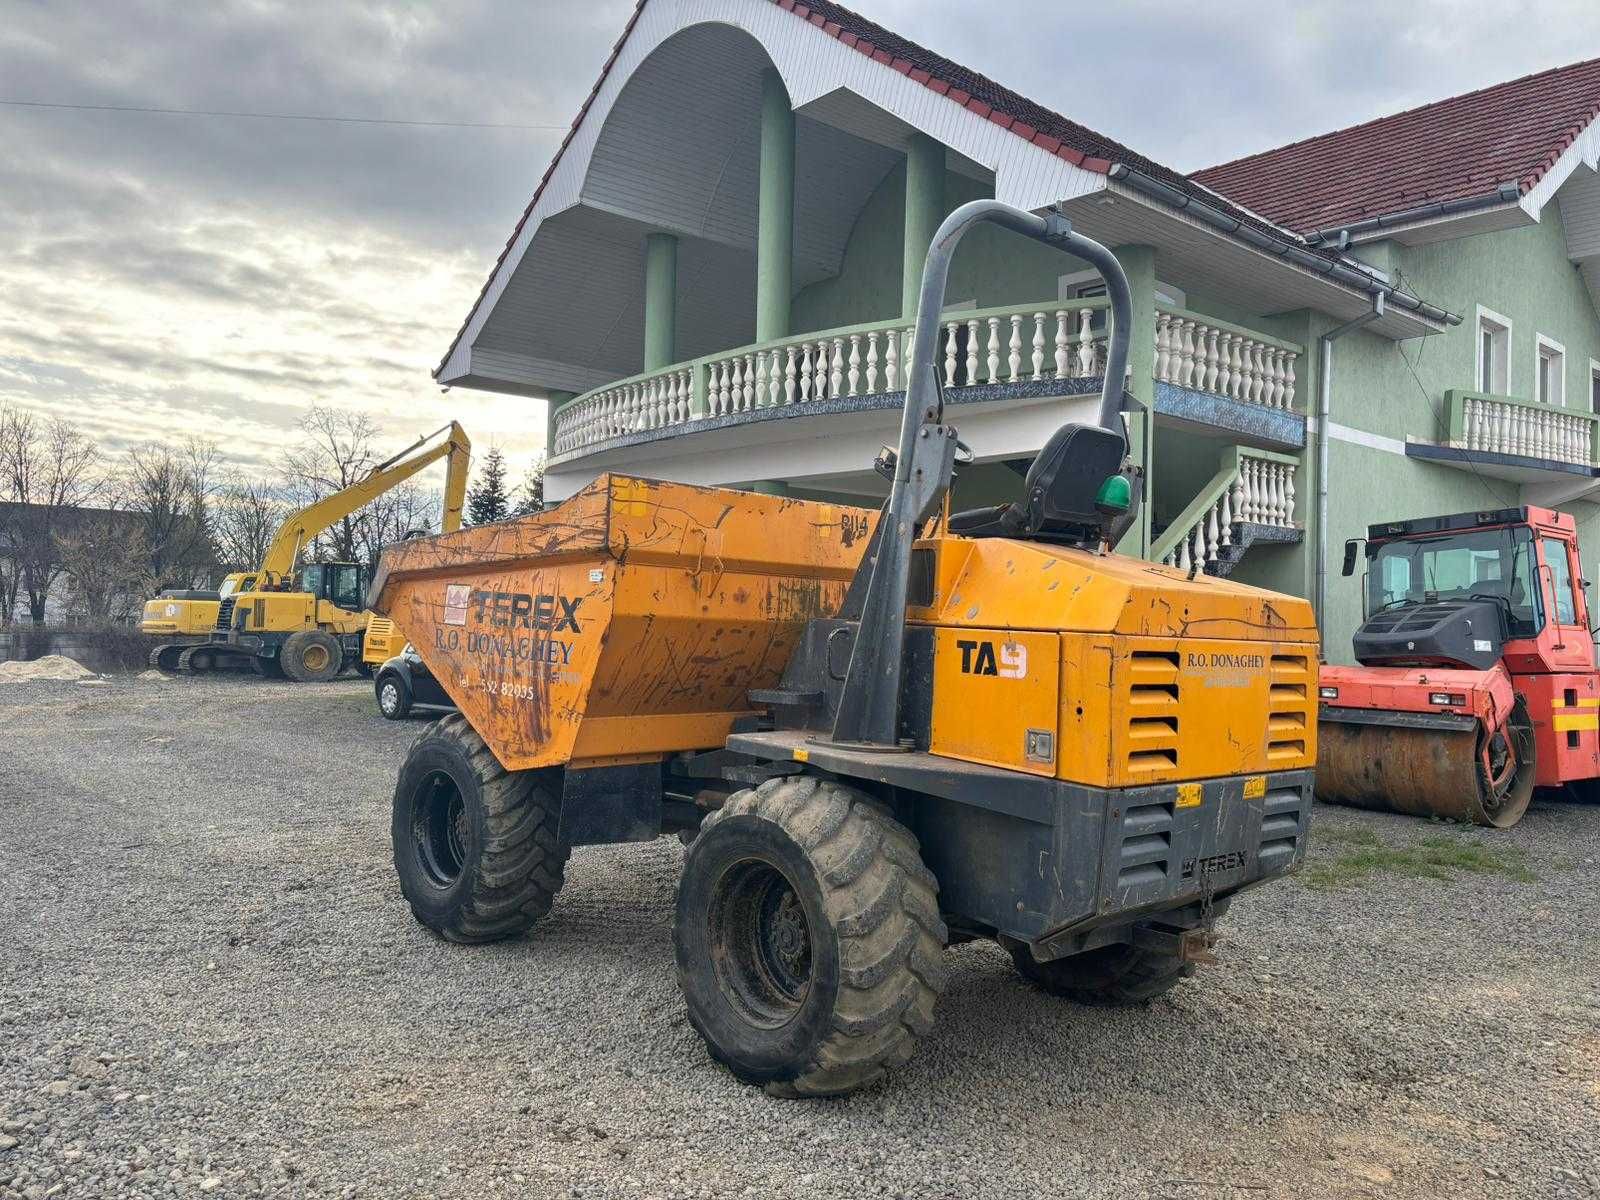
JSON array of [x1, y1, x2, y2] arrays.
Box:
[[1351, 599, 1504, 670]]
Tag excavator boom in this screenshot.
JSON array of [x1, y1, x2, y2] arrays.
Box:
[[258, 421, 471, 582]]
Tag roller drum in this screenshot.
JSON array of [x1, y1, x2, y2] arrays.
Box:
[[1316, 701, 1535, 829]]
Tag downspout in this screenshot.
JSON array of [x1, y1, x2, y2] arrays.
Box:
[[1315, 292, 1385, 639]]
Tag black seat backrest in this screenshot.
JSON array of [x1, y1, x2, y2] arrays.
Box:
[[1022, 422, 1127, 534]]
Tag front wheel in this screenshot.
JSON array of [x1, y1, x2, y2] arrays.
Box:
[[392, 714, 568, 943], [281, 630, 343, 682], [1009, 929, 1210, 1006], [674, 776, 947, 1098]]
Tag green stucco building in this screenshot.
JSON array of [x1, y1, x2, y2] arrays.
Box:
[[437, 0, 1600, 663]]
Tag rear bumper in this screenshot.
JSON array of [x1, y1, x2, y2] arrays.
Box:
[[1026, 768, 1315, 956]]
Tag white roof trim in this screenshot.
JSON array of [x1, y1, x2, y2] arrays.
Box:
[[1521, 110, 1600, 220], [439, 0, 1107, 386]]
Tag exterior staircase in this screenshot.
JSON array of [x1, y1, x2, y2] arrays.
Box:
[[1150, 449, 1302, 577]]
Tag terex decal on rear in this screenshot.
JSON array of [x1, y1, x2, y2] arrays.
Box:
[[1181, 850, 1249, 880]]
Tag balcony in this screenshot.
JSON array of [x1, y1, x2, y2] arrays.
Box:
[[1406, 389, 1600, 484], [550, 301, 1306, 471]]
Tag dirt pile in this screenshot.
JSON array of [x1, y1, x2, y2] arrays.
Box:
[[0, 655, 97, 682]]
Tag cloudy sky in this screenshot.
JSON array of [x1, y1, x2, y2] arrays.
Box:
[[4, 0, 1599, 482]]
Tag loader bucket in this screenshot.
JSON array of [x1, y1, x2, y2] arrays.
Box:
[[1317, 700, 1535, 828], [366, 474, 877, 772]]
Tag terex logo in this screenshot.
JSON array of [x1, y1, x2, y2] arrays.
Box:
[[470, 589, 583, 632], [956, 638, 1026, 679], [440, 583, 583, 632], [1181, 850, 1249, 880]]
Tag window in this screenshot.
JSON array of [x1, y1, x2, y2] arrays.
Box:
[[1476, 307, 1511, 394], [1058, 270, 1184, 308], [1589, 360, 1600, 413], [1536, 335, 1566, 406], [1366, 525, 1542, 637], [328, 564, 364, 612], [1543, 537, 1579, 625]]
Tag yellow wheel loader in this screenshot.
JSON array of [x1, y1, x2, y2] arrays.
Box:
[[146, 422, 470, 680], [370, 202, 1318, 1097]]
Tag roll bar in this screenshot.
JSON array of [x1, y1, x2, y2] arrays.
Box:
[[829, 199, 1134, 747]]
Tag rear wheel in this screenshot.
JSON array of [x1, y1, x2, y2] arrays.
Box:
[[280, 630, 343, 682], [376, 672, 413, 720], [674, 776, 947, 1098], [392, 714, 568, 943], [1010, 930, 1208, 1006]]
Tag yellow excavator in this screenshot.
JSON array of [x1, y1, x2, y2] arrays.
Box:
[[143, 422, 470, 680]]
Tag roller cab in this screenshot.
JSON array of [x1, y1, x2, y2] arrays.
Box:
[[1319, 505, 1597, 827]]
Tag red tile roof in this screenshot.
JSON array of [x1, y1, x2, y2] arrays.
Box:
[[1192, 56, 1600, 238]]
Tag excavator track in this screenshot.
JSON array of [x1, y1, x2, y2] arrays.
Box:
[[1317, 699, 1535, 828], [149, 644, 185, 673]]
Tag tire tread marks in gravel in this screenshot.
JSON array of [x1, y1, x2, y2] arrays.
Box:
[[395, 714, 568, 943], [683, 775, 948, 1098]]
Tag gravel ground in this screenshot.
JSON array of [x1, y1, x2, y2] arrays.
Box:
[[1, 674, 1597, 1200]]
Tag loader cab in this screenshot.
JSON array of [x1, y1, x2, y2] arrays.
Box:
[[298, 561, 367, 614]]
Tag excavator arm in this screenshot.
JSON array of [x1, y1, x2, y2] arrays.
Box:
[[258, 421, 472, 583]]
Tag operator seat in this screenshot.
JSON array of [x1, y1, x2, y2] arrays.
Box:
[[947, 422, 1128, 544]]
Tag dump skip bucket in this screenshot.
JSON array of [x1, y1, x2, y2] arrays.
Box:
[[369, 474, 877, 770]]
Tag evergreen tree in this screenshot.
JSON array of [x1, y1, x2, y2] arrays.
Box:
[[512, 453, 546, 516], [465, 447, 510, 525]]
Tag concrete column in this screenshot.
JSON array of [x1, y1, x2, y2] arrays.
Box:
[[1112, 244, 1157, 558], [756, 69, 794, 342], [901, 134, 944, 319], [642, 232, 678, 371]]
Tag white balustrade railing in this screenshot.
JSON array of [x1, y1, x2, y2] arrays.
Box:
[[553, 302, 1307, 457], [553, 366, 694, 456], [1155, 309, 1298, 410], [704, 306, 1110, 418], [1157, 453, 1298, 574], [1456, 393, 1595, 465]]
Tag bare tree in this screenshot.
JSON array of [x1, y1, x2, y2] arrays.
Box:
[[121, 438, 219, 589], [0, 407, 100, 623], [212, 477, 287, 572], [280, 406, 381, 565], [54, 503, 148, 624], [363, 482, 442, 566]]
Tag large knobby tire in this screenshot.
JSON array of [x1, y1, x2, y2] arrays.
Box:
[[376, 671, 413, 720], [1009, 928, 1210, 1006], [280, 630, 343, 682], [675, 775, 947, 1098], [392, 714, 568, 943]]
